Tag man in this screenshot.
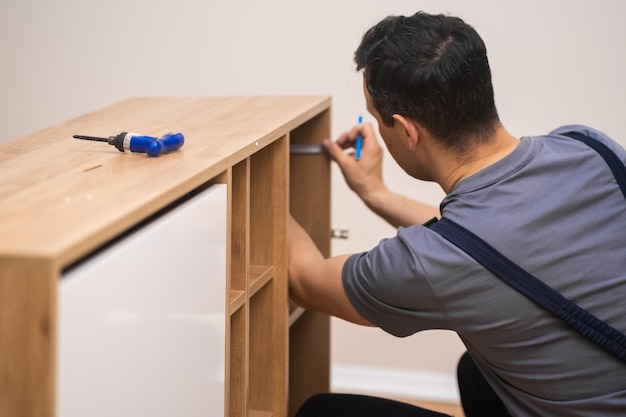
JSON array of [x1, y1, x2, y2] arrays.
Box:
[[288, 11, 626, 417]]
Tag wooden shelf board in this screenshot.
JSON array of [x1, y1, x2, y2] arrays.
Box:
[[229, 290, 246, 314], [249, 264, 273, 297], [289, 306, 306, 327]]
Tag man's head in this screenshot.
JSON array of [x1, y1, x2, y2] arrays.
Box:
[[355, 12, 500, 153]]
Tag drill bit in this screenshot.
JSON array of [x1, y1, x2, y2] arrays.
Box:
[[73, 134, 113, 143]]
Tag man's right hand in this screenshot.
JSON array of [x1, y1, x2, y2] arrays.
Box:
[[323, 121, 386, 205], [322, 120, 440, 228]]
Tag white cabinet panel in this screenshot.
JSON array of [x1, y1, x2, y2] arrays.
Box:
[[58, 184, 227, 417]]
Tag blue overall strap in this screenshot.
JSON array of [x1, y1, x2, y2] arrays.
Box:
[[428, 217, 626, 362], [560, 131, 626, 200]]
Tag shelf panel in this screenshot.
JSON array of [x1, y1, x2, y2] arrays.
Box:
[[229, 290, 246, 314], [289, 299, 306, 327], [249, 264, 273, 297], [288, 305, 306, 327]]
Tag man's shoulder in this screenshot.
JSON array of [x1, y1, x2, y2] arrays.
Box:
[[548, 125, 618, 145], [547, 124, 626, 159]]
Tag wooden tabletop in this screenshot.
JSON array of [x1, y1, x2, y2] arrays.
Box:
[[0, 96, 331, 267]]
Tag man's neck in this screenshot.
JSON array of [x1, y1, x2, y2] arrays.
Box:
[[437, 127, 520, 194]]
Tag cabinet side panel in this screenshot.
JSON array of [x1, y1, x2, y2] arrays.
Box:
[[0, 259, 56, 417], [288, 110, 332, 416], [57, 184, 227, 417]]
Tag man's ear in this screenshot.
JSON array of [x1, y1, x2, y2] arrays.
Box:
[[392, 114, 419, 151]]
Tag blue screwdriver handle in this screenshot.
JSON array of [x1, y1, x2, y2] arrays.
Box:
[[128, 132, 185, 157]]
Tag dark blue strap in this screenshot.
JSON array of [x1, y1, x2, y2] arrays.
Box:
[[428, 218, 626, 362], [560, 131, 626, 200], [426, 131, 626, 362]]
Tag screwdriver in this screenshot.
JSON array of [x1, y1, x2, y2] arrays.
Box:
[[73, 131, 184, 157]]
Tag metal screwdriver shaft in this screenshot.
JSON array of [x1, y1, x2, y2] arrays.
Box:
[[73, 135, 112, 143]]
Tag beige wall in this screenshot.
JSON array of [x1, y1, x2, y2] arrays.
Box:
[[2, 0, 626, 402]]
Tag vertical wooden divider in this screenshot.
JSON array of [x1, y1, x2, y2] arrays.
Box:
[[229, 160, 250, 417], [249, 136, 289, 417]]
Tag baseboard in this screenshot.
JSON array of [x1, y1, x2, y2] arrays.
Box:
[[331, 364, 460, 404]]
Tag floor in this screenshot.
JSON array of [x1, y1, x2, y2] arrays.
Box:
[[394, 397, 465, 417]]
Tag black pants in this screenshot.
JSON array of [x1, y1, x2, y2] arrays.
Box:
[[456, 352, 512, 417], [295, 352, 512, 417]]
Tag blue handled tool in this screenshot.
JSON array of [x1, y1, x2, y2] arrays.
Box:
[[73, 131, 184, 157], [355, 116, 363, 160]]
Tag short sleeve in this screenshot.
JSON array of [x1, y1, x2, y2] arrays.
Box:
[[341, 228, 451, 337]]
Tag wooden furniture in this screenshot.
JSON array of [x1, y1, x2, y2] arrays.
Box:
[[0, 96, 332, 417]]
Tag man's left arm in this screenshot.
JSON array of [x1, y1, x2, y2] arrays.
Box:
[[288, 216, 373, 327]]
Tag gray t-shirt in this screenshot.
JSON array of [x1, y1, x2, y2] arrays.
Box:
[[343, 125, 626, 417]]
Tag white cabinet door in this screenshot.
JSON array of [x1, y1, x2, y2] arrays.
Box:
[[58, 184, 227, 417]]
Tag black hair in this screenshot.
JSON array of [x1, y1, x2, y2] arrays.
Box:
[[355, 12, 500, 151]]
